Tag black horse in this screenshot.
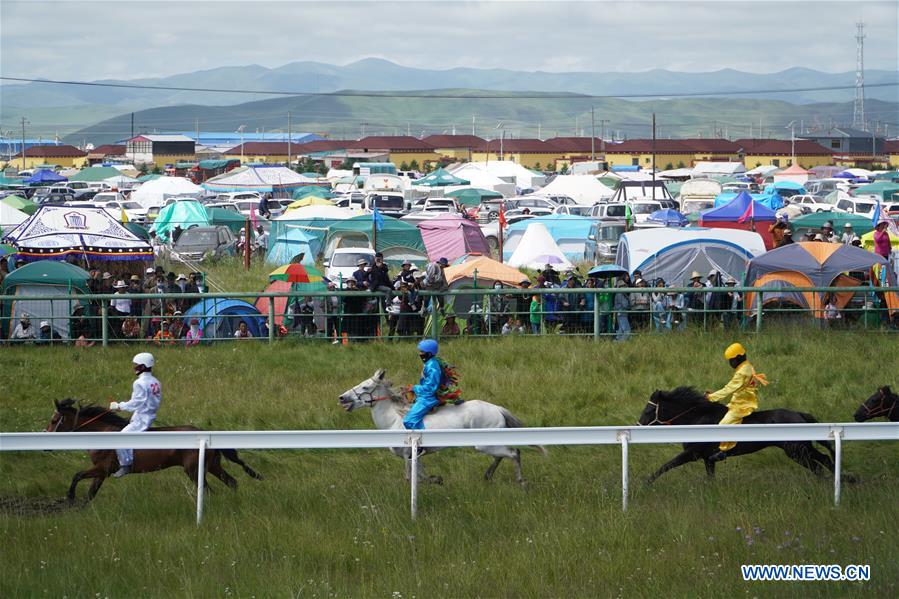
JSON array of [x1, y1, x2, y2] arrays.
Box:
[[854, 386, 898, 422], [638, 387, 835, 483]]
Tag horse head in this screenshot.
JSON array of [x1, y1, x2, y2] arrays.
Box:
[[47, 399, 126, 431], [639, 387, 709, 426], [854, 386, 898, 422], [47, 399, 79, 432], [338, 369, 394, 412]]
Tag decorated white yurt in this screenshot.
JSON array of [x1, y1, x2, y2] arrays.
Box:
[[131, 176, 204, 208], [202, 166, 320, 198]]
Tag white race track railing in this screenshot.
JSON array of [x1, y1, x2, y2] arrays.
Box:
[[2, 423, 897, 524]]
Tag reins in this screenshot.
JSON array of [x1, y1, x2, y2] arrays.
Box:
[[862, 391, 897, 420], [645, 400, 704, 426], [71, 408, 113, 431]]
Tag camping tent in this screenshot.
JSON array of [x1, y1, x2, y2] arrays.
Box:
[[773, 164, 810, 186], [480, 161, 546, 189], [615, 227, 766, 284], [417, 214, 490, 262], [699, 191, 778, 249], [254, 280, 294, 327], [414, 168, 470, 187], [790, 212, 876, 236], [3, 205, 153, 263], [507, 222, 574, 271], [503, 214, 594, 262], [291, 186, 334, 200], [1, 195, 38, 216], [69, 166, 122, 182], [745, 241, 898, 318], [27, 169, 67, 185], [442, 255, 529, 316], [536, 175, 614, 204], [852, 181, 899, 200], [286, 196, 334, 210], [183, 298, 267, 339], [131, 176, 203, 208], [1, 261, 90, 339], [149, 200, 210, 242], [446, 164, 516, 197], [265, 227, 319, 265], [202, 166, 319, 197], [271, 205, 356, 251], [207, 207, 246, 236], [323, 215, 427, 264], [445, 188, 504, 206], [1, 202, 29, 234]]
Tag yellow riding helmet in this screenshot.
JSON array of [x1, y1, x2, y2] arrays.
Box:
[[724, 343, 746, 360]]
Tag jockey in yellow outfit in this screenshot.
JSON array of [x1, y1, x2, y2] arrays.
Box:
[[706, 342, 768, 462]]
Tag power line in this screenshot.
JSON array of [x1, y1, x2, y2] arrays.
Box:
[[3, 76, 898, 100]]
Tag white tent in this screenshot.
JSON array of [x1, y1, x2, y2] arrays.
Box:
[[538, 175, 614, 204], [507, 222, 574, 271], [202, 166, 319, 197], [1, 202, 29, 234], [773, 164, 810, 186], [275, 205, 357, 221], [745, 165, 780, 176], [131, 176, 204, 208], [445, 165, 516, 197], [104, 174, 139, 188], [479, 160, 546, 189], [693, 161, 746, 177]]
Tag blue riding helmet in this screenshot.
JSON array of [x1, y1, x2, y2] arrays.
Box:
[[417, 339, 439, 355]]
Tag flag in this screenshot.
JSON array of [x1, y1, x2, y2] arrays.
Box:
[[120, 207, 129, 223], [624, 203, 633, 230], [871, 198, 881, 228], [498, 202, 507, 228], [372, 206, 384, 232], [737, 200, 754, 224]]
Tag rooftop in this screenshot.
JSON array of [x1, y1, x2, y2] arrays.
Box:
[[352, 136, 436, 151], [12, 144, 87, 158]]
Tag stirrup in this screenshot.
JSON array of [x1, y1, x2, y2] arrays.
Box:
[[708, 451, 728, 463], [112, 465, 132, 478]]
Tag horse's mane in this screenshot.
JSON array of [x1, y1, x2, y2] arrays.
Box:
[[57, 398, 130, 427], [381, 379, 412, 408], [657, 386, 709, 407]]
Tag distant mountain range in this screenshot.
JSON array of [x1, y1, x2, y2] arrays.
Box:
[[2, 58, 895, 141]]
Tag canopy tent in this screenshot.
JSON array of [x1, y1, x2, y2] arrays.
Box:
[[872, 171, 899, 182], [647, 208, 687, 227], [323, 214, 427, 264], [414, 168, 470, 187], [790, 212, 876, 236], [131, 176, 203, 208], [183, 298, 267, 339], [149, 200, 210, 242], [764, 181, 806, 194], [507, 222, 574, 271], [852, 181, 899, 200], [773, 163, 810, 186], [291, 186, 335, 200], [417, 214, 490, 262], [699, 191, 778, 249], [445, 187, 504, 207], [479, 160, 546, 189], [503, 214, 594, 262], [745, 241, 898, 318], [3, 205, 153, 263], [27, 169, 67, 185], [69, 166, 122, 182], [745, 165, 780, 176], [860, 229, 899, 252], [446, 165, 516, 197], [103, 174, 139, 187], [1, 261, 90, 339], [202, 166, 319, 197], [265, 227, 320, 265], [615, 227, 766, 284], [809, 166, 845, 179], [136, 174, 162, 183], [443, 255, 529, 315], [1, 194, 38, 216], [206, 207, 246, 236], [714, 191, 783, 211], [286, 196, 334, 210], [536, 175, 614, 204], [1, 202, 29, 234]]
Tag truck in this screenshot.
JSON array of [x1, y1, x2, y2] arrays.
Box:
[[678, 178, 721, 215]]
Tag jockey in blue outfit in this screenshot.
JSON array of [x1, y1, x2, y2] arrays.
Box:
[[403, 339, 443, 430]]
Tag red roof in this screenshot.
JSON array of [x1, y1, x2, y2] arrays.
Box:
[[736, 139, 832, 156], [352, 136, 435, 151], [423, 135, 485, 148], [679, 138, 742, 153], [90, 144, 126, 156], [13, 144, 86, 158], [545, 137, 604, 153], [604, 139, 695, 154], [294, 139, 351, 153], [884, 140, 899, 153], [223, 142, 292, 155], [475, 138, 561, 153]]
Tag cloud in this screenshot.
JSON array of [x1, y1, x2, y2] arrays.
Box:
[[1, 0, 896, 81]]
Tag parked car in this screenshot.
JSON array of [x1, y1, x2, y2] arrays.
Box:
[[504, 196, 560, 212], [102, 200, 149, 224], [588, 202, 628, 220], [40, 192, 76, 204], [170, 225, 237, 262], [627, 200, 664, 223], [587, 220, 628, 263], [205, 201, 241, 213], [480, 214, 539, 251], [66, 181, 98, 200], [785, 195, 841, 213], [91, 191, 126, 205], [323, 247, 377, 287], [835, 197, 878, 218], [553, 204, 596, 216]]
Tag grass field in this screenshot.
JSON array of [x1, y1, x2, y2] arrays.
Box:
[[1, 330, 897, 597]]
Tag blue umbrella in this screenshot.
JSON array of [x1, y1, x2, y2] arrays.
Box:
[[647, 208, 687, 226], [587, 264, 627, 278]]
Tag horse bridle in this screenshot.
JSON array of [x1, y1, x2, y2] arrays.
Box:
[[860, 389, 897, 420], [352, 384, 392, 407], [643, 400, 703, 426], [51, 405, 111, 432]]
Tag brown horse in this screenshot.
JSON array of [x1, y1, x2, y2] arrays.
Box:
[[47, 399, 262, 503]]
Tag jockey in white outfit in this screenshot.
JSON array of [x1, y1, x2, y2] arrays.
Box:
[[108, 352, 162, 477]]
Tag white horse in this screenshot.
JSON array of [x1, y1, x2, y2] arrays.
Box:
[[338, 369, 544, 485]]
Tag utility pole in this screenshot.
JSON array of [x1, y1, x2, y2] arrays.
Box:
[[853, 21, 866, 130], [361, 122, 367, 138], [287, 111, 292, 168], [20, 117, 27, 170], [785, 121, 796, 165], [472, 114, 476, 136], [599, 119, 608, 158], [195, 117, 199, 143], [651, 113, 656, 200], [591, 107, 596, 160]]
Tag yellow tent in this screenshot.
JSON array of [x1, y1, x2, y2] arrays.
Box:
[[860, 229, 899, 252], [286, 196, 335, 211], [444, 255, 529, 287]]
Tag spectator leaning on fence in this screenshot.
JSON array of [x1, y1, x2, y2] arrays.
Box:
[[873, 220, 892, 259], [529, 294, 542, 334], [10, 314, 36, 343], [614, 279, 631, 341]]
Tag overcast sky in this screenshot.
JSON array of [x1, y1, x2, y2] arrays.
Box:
[[2, 0, 897, 81]]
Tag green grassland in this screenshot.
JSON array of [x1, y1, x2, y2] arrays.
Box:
[[1, 331, 897, 597]]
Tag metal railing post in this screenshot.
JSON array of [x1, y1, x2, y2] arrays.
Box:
[[619, 430, 630, 512], [832, 427, 843, 507], [101, 303, 109, 347], [430, 296, 439, 340], [196, 438, 207, 525], [593, 290, 600, 340], [409, 435, 419, 520], [755, 290, 763, 334], [267, 296, 275, 343]]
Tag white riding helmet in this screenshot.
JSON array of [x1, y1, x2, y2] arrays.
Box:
[[133, 352, 155, 368]]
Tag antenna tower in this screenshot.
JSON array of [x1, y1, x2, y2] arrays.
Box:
[[852, 21, 866, 130]]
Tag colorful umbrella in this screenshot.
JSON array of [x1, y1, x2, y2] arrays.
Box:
[[268, 263, 327, 291]]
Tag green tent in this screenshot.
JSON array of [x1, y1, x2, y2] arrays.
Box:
[[790, 212, 876, 235], [125, 222, 150, 241], [1, 194, 38, 216], [137, 174, 162, 183], [445, 187, 503, 206], [2, 261, 91, 339], [664, 181, 684, 198], [852, 182, 899, 200], [324, 214, 426, 258], [872, 171, 899, 182], [150, 200, 210, 242], [207, 207, 246, 236], [598, 176, 620, 190], [0, 176, 26, 188], [69, 166, 122, 182], [291, 185, 334, 200], [414, 168, 470, 187]]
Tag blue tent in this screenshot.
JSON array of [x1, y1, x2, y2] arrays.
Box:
[[647, 208, 687, 226], [714, 191, 783, 211], [502, 214, 594, 262], [701, 191, 777, 222], [183, 298, 267, 340], [764, 181, 806, 193], [27, 169, 67, 184], [265, 227, 319, 265]]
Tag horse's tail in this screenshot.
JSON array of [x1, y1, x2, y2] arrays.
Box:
[[499, 408, 548, 455], [798, 411, 836, 459], [220, 449, 264, 480]]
